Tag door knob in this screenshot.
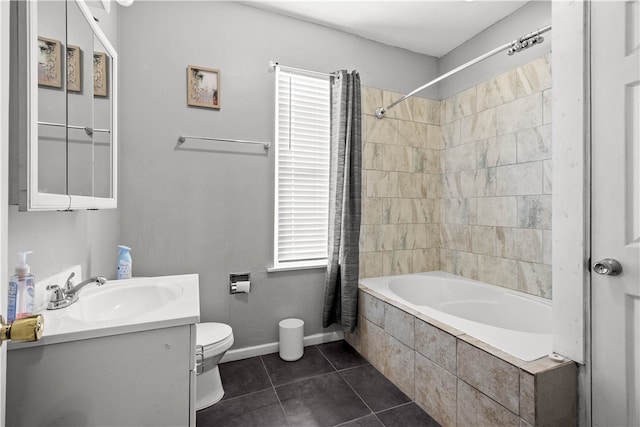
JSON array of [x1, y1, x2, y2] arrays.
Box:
[[0, 314, 44, 347], [593, 258, 623, 276]]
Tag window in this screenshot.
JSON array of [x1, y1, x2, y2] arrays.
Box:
[[273, 68, 331, 270]]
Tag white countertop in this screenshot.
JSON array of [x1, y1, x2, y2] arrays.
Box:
[[8, 274, 200, 349]]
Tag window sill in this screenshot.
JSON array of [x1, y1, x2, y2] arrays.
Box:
[[267, 261, 327, 273]]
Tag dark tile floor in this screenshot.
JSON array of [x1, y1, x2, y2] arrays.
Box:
[[196, 340, 440, 427]]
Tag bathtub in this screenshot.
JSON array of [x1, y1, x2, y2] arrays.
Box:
[[359, 271, 552, 362]]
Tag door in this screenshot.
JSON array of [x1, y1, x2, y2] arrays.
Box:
[[591, 1, 640, 426]]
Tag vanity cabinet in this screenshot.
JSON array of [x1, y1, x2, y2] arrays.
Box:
[[6, 325, 197, 426], [10, 0, 117, 210]]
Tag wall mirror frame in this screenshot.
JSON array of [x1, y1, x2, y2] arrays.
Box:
[[13, 0, 118, 211]]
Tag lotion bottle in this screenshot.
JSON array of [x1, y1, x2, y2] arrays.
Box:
[[9, 251, 35, 321], [117, 245, 132, 280]]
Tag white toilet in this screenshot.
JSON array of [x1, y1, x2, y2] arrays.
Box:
[[195, 322, 234, 411]]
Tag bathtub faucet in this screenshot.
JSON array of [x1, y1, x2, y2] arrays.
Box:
[[46, 273, 107, 310]]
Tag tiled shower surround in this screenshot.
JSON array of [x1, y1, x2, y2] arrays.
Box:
[[360, 54, 552, 299], [354, 55, 575, 425]]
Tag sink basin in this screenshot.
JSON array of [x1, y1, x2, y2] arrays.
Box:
[[66, 281, 184, 322]]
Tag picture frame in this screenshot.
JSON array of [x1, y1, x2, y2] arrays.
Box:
[[66, 45, 81, 92], [93, 51, 108, 97], [37, 36, 62, 88], [187, 65, 220, 109]]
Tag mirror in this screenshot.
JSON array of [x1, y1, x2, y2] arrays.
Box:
[[14, 0, 117, 210]]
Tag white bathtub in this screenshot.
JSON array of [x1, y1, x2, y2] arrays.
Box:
[[359, 271, 552, 362]]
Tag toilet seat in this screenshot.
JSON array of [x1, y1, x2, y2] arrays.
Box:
[[196, 323, 233, 352]]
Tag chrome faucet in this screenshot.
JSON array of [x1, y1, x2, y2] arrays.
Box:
[[47, 273, 107, 310]]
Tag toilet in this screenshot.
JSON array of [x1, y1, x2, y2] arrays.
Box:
[[195, 322, 234, 411]]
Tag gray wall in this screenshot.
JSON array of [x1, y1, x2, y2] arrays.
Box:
[[438, 1, 551, 99], [8, 3, 120, 280], [117, 1, 439, 349]]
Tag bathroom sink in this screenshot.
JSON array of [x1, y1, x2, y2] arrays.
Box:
[[66, 281, 184, 322]]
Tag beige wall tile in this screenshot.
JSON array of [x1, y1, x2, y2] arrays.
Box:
[[362, 197, 383, 225], [468, 168, 498, 197], [383, 250, 413, 275], [362, 87, 383, 117], [359, 317, 387, 373], [477, 196, 518, 227], [496, 228, 543, 263], [383, 145, 413, 172], [367, 170, 399, 197], [477, 70, 517, 111], [424, 174, 441, 199], [412, 199, 439, 224], [535, 363, 577, 427], [517, 124, 552, 163], [461, 108, 497, 143], [363, 142, 384, 170], [398, 173, 424, 198], [441, 249, 478, 280], [441, 224, 472, 251], [520, 370, 535, 425], [457, 380, 520, 427], [478, 255, 519, 290], [441, 120, 461, 147], [477, 135, 517, 168], [398, 121, 427, 147], [413, 248, 441, 272], [518, 261, 552, 298], [543, 89, 552, 125], [444, 86, 477, 123], [426, 224, 441, 248], [542, 230, 552, 265], [517, 195, 552, 229], [516, 54, 552, 97], [415, 353, 457, 427], [442, 173, 462, 199], [496, 162, 543, 196], [383, 198, 413, 224], [496, 93, 543, 136], [365, 115, 398, 145], [383, 334, 415, 399], [383, 90, 413, 121], [413, 97, 441, 125], [445, 142, 476, 173], [543, 159, 552, 194], [457, 341, 520, 413], [359, 290, 385, 326], [415, 319, 457, 374], [397, 224, 427, 250], [360, 252, 383, 278], [471, 225, 497, 256], [384, 304, 415, 349], [426, 125, 443, 149], [443, 198, 477, 225]]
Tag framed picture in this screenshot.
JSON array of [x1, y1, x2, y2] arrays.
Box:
[[37, 37, 62, 88], [67, 45, 81, 92], [93, 51, 108, 97], [187, 65, 220, 109]]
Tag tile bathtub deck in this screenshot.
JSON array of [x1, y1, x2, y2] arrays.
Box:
[[196, 341, 440, 427]]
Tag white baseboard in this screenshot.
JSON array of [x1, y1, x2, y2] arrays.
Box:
[[220, 330, 344, 363]]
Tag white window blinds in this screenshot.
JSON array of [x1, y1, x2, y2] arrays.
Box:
[[274, 69, 331, 268]]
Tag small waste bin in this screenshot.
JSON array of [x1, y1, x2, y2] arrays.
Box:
[[279, 318, 304, 361]]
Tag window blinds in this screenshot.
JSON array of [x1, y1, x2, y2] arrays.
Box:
[[274, 69, 331, 266]]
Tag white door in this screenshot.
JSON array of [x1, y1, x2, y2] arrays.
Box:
[[591, 1, 640, 426]]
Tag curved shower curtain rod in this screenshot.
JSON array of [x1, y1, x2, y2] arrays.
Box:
[[375, 24, 552, 119]]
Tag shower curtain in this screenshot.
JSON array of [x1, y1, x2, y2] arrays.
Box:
[[322, 70, 362, 333]]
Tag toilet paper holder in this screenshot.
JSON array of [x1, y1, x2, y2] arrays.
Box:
[[229, 272, 251, 294]]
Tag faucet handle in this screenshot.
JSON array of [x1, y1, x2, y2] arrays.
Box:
[[64, 272, 76, 292], [46, 285, 66, 302]]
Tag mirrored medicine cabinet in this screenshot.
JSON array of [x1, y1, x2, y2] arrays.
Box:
[[11, 0, 117, 211]]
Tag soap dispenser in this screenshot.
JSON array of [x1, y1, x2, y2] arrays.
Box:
[[117, 245, 132, 280], [8, 251, 35, 322]]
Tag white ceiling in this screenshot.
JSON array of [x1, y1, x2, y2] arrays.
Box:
[[242, 1, 529, 57]]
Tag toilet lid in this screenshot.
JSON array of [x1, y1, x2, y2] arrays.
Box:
[[196, 322, 233, 347]]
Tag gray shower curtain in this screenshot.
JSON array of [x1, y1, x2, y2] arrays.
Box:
[[322, 70, 362, 333]]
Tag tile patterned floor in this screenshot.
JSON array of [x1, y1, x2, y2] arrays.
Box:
[[196, 341, 440, 427]]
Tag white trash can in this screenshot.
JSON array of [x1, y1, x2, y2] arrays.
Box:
[[279, 318, 304, 361]]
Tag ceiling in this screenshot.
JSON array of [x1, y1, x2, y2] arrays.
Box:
[[242, 1, 529, 58]]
